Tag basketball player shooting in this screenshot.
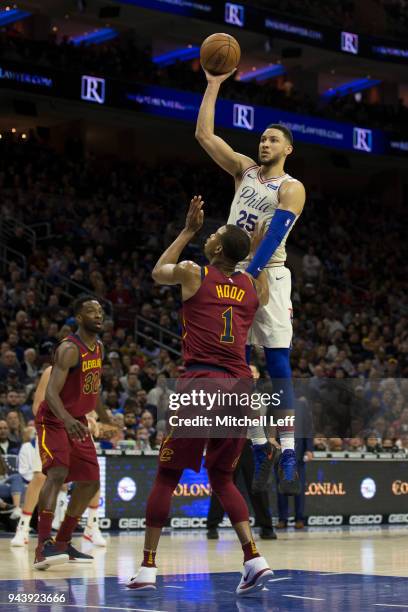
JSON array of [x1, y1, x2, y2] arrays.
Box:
[[33, 297, 112, 570], [196, 68, 306, 496], [127, 196, 274, 596]]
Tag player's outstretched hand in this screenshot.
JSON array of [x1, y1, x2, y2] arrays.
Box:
[[203, 67, 237, 84], [64, 415, 89, 441], [185, 195, 204, 234]]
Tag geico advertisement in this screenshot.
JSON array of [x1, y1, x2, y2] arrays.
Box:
[[103, 456, 408, 521]]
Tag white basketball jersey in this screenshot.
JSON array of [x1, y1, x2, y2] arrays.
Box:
[[227, 165, 299, 265]]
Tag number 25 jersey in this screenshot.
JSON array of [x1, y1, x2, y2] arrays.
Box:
[[182, 265, 259, 378], [227, 165, 299, 266]]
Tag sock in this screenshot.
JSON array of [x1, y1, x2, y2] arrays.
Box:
[[86, 505, 99, 529], [280, 435, 295, 452], [55, 514, 80, 543], [242, 540, 260, 563], [142, 549, 157, 568], [264, 347, 295, 441], [38, 510, 54, 543], [252, 437, 267, 446], [19, 511, 32, 532]]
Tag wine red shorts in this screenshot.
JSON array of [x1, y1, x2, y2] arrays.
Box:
[[35, 408, 99, 483]]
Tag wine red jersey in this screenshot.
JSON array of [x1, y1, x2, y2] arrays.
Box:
[[38, 334, 102, 419], [182, 265, 259, 378]]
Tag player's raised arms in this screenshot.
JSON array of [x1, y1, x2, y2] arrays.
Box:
[[195, 69, 255, 179]]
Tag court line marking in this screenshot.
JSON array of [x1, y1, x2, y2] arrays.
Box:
[[318, 572, 346, 576], [163, 586, 184, 589], [283, 595, 326, 601], [268, 577, 293, 582], [0, 605, 167, 612], [373, 605, 408, 609]]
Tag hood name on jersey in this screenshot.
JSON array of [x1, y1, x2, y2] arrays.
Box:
[[216, 284, 245, 302]]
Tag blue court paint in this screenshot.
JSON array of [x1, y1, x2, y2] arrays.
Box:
[[0, 570, 407, 611]]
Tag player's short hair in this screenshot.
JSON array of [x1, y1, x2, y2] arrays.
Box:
[[220, 225, 251, 263], [73, 294, 98, 315], [266, 123, 293, 145]]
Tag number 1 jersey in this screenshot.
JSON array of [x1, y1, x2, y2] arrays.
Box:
[[182, 265, 259, 378]]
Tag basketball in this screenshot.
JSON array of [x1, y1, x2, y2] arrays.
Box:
[[200, 33, 241, 75]]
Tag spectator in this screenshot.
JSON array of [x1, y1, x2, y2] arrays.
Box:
[[302, 246, 322, 283], [17, 426, 37, 481], [124, 411, 139, 432], [150, 430, 165, 450], [22, 348, 39, 382], [0, 351, 24, 383], [140, 410, 156, 437], [0, 420, 20, 455], [135, 426, 151, 452], [365, 434, 382, 453], [146, 372, 171, 415], [108, 352, 124, 378], [327, 438, 344, 452], [0, 454, 25, 520], [6, 410, 24, 444]]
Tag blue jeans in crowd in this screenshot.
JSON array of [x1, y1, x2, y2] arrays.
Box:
[[0, 473, 26, 502]]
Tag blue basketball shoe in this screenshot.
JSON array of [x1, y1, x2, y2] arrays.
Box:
[[278, 449, 301, 495], [252, 441, 280, 494]]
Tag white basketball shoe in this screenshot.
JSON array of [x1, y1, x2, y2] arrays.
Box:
[[236, 556, 273, 596], [126, 566, 157, 592]]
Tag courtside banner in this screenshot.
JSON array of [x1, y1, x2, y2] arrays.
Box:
[[1, 61, 406, 156], [102, 455, 408, 522]]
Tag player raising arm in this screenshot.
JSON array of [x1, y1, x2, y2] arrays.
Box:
[[196, 68, 306, 496], [152, 195, 268, 307], [128, 196, 273, 597]]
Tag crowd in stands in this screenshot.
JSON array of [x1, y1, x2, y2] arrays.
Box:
[[251, 0, 355, 29], [379, 0, 408, 33], [0, 135, 407, 473], [2, 28, 408, 135]]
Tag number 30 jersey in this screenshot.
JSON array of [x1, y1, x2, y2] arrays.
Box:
[[227, 165, 299, 266], [182, 266, 259, 378], [38, 334, 102, 419]]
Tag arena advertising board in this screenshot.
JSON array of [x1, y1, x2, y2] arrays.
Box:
[[1, 61, 406, 158], [114, 0, 408, 65], [97, 456, 408, 528]]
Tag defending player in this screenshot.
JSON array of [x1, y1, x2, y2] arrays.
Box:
[[33, 297, 111, 569], [127, 196, 273, 596], [196, 69, 306, 495]]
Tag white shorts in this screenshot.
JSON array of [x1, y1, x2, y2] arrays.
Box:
[[33, 436, 43, 473], [248, 266, 293, 349]]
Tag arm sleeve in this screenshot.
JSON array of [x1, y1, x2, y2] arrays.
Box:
[[246, 209, 296, 278]]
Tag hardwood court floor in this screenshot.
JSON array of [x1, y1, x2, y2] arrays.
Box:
[[0, 528, 407, 611]]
